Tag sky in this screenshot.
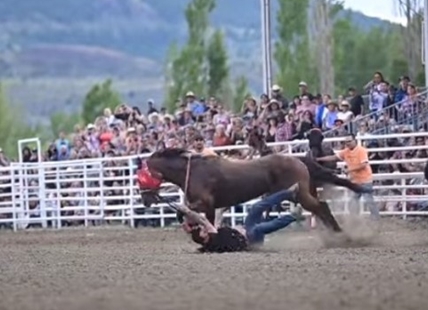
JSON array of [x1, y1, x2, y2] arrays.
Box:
[[343, 0, 419, 25]]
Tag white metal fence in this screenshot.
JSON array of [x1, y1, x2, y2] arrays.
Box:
[[2, 132, 427, 231]]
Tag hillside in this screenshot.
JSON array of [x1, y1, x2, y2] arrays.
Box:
[[0, 0, 396, 123], [0, 0, 395, 71]]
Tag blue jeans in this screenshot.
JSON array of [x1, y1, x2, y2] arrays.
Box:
[[350, 182, 380, 220], [245, 189, 296, 245]]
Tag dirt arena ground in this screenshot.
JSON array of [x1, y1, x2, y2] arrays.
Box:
[[0, 219, 427, 310]]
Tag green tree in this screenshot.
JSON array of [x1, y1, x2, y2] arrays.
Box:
[[0, 84, 43, 157], [164, 0, 216, 107], [164, 43, 183, 112], [165, 44, 193, 112], [184, 0, 216, 95], [231, 76, 251, 113], [206, 29, 229, 97], [332, 16, 370, 93], [274, 0, 317, 96], [333, 10, 406, 94], [274, 0, 412, 97], [82, 79, 121, 124]]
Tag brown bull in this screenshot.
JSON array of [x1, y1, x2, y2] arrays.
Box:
[[145, 148, 343, 232]]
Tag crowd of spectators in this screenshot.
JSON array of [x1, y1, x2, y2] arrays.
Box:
[[6, 71, 425, 164], [9, 72, 423, 164], [0, 71, 428, 228]]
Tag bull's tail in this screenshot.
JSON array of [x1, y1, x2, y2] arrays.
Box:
[[299, 157, 366, 193]]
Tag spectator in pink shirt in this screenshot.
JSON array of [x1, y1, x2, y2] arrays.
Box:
[[296, 95, 316, 119], [275, 111, 294, 142]]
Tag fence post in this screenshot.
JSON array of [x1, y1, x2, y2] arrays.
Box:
[[128, 158, 135, 228], [99, 160, 105, 223], [356, 135, 362, 146], [230, 206, 236, 227], [11, 165, 18, 231], [83, 163, 89, 227], [55, 166, 62, 229], [401, 178, 407, 220], [36, 162, 48, 228]]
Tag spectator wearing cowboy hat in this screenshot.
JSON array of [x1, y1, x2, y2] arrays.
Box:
[[162, 113, 175, 132], [298, 81, 314, 101], [185, 91, 204, 116], [258, 98, 281, 123], [337, 100, 354, 123], [148, 112, 162, 130], [270, 84, 289, 109], [266, 99, 281, 118], [334, 118, 344, 127], [322, 101, 339, 131]]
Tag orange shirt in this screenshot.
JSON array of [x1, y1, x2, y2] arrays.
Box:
[[337, 145, 372, 184]]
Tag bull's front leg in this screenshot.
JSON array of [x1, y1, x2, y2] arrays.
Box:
[[188, 198, 216, 226], [205, 208, 216, 226]]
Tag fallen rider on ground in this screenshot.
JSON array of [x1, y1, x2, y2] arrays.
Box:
[[179, 183, 304, 253]]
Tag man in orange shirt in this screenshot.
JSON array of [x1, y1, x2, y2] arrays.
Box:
[[316, 134, 379, 220]]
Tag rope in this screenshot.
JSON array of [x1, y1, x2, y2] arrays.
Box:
[[183, 155, 192, 198]]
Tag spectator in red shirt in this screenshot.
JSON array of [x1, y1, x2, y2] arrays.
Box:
[[213, 124, 232, 147]]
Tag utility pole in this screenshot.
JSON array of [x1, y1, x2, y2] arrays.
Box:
[[260, 0, 273, 94], [424, 0, 428, 87]]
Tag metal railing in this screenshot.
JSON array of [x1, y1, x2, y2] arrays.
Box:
[[1, 132, 428, 231], [323, 89, 428, 137]]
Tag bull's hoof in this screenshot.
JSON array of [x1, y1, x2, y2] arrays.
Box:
[[176, 211, 185, 223]]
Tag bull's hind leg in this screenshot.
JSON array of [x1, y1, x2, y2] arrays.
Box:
[[297, 190, 342, 233], [315, 201, 342, 232], [319, 173, 367, 194]]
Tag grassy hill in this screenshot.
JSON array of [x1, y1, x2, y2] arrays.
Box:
[[11, 44, 159, 78], [1, 0, 394, 69]]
